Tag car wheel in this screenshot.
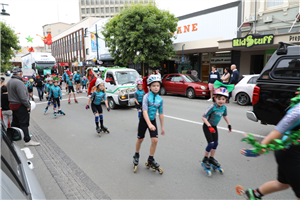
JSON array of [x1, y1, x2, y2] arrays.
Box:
[[236, 92, 250, 106], [160, 86, 167, 95], [108, 98, 117, 109], [186, 88, 195, 99]]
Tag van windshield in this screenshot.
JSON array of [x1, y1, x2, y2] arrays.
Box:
[[115, 71, 139, 85]]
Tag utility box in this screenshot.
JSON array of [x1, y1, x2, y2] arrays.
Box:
[[249, 15, 258, 22], [263, 15, 273, 23]]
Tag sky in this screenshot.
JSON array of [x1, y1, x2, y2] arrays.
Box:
[[1, 0, 236, 47]]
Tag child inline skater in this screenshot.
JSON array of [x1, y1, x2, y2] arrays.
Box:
[[85, 79, 110, 137], [62, 70, 69, 93], [81, 76, 88, 93], [201, 80, 233, 176], [73, 71, 81, 93], [133, 74, 165, 174], [239, 89, 300, 200], [67, 74, 78, 104], [134, 79, 145, 120], [44, 77, 54, 114], [49, 77, 65, 118], [28, 78, 34, 101]]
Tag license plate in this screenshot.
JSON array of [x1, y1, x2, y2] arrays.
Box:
[[202, 92, 206, 94]]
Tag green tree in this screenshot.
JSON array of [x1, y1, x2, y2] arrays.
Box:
[[102, 3, 178, 72], [1, 21, 21, 72]]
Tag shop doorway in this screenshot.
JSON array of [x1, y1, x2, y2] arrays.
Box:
[[250, 55, 264, 74]]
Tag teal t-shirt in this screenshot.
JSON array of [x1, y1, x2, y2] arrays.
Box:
[[202, 103, 227, 126]]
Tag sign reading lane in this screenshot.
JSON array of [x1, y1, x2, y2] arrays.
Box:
[[232, 34, 274, 48]]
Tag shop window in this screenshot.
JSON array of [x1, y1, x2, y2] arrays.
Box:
[[263, 30, 276, 35], [81, 8, 85, 14], [272, 58, 300, 79], [291, 26, 300, 33], [267, 0, 283, 7], [278, 28, 289, 34], [81, 0, 85, 5]]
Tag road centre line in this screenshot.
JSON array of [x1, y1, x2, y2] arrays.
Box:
[[34, 97, 265, 138]]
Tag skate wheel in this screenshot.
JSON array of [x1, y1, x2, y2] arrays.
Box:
[[63, 113, 66, 115], [107, 130, 110, 133], [206, 171, 212, 176], [235, 185, 244, 195], [219, 168, 224, 174], [152, 168, 156, 172], [158, 167, 163, 175], [145, 162, 150, 169], [133, 165, 137, 173], [98, 133, 101, 137]]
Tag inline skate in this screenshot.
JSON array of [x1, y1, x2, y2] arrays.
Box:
[[145, 158, 163, 174], [68, 99, 71, 104], [133, 154, 139, 173], [74, 99, 78, 103], [209, 157, 224, 174], [96, 127, 101, 137], [201, 157, 212, 176], [54, 112, 57, 118], [235, 185, 261, 200], [58, 110, 66, 115], [44, 107, 48, 114], [100, 126, 110, 133]]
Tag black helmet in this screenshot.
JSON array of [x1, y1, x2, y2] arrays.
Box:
[[12, 67, 22, 73]]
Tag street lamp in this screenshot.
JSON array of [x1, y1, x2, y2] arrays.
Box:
[[0, 3, 9, 16]]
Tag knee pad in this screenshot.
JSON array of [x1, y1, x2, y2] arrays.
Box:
[[47, 101, 51, 106], [138, 111, 141, 118], [205, 142, 214, 152], [95, 116, 99, 122], [100, 115, 103, 120], [213, 141, 218, 149], [54, 104, 57, 108]]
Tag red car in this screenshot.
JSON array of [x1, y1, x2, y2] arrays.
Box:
[[160, 73, 210, 99]]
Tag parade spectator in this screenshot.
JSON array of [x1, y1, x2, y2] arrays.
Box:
[[35, 75, 44, 101], [7, 67, 40, 146], [207, 65, 220, 101], [221, 67, 231, 84], [229, 64, 240, 101], [186, 68, 192, 74], [156, 69, 161, 79], [0, 77, 5, 119], [1, 85, 12, 128], [152, 70, 156, 75]]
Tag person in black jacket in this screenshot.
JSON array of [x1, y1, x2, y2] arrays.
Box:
[[35, 75, 44, 101], [229, 64, 239, 102], [207, 65, 220, 101]]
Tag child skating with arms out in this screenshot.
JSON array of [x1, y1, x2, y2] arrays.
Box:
[[201, 81, 234, 176]]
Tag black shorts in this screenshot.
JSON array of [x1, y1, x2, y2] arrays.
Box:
[[52, 98, 61, 106], [137, 114, 158, 139], [135, 102, 143, 110], [75, 80, 80, 84], [203, 124, 218, 143], [91, 103, 103, 115], [28, 88, 33, 93], [275, 146, 300, 198], [68, 86, 74, 93]]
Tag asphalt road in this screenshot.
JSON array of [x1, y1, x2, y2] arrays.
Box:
[[25, 84, 295, 200]]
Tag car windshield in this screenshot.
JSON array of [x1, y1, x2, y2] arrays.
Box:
[[182, 75, 202, 83], [115, 71, 139, 85]]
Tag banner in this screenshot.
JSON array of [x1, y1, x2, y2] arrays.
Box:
[[232, 34, 274, 48]]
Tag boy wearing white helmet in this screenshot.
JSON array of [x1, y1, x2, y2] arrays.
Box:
[[67, 74, 78, 104], [133, 74, 165, 174], [134, 79, 145, 120], [44, 77, 54, 114], [200, 80, 233, 176], [86, 78, 110, 136]]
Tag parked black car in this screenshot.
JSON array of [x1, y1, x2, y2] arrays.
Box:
[[247, 42, 300, 125]]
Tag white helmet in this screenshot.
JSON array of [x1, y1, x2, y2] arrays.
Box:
[[214, 87, 229, 97], [48, 77, 53, 81], [47, 71, 51, 75], [147, 75, 161, 86], [95, 78, 103, 87]]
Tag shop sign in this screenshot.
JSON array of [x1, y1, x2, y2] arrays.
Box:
[[59, 63, 69, 66], [289, 35, 300, 42], [171, 23, 198, 35], [210, 57, 231, 64], [232, 34, 274, 48]]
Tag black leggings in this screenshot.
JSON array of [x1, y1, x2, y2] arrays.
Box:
[[203, 124, 218, 143]]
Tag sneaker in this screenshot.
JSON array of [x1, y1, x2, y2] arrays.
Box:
[[245, 189, 261, 200], [25, 140, 40, 146], [207, 98, 212, 102]]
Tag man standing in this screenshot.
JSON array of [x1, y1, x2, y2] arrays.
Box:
[[207, 65, 220, 101], [186, 68, 192, 74], [7, 68, 40, 146], [229, 64, 239, 102]]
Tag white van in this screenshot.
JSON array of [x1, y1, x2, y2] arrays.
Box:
[[103, 68, 140, 109]]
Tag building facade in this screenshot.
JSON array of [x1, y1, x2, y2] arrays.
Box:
[[218, 0, 300, 76], [79, 0, 155, 20], [42, 22, 74, 53], [51, 17, 99, 75]]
